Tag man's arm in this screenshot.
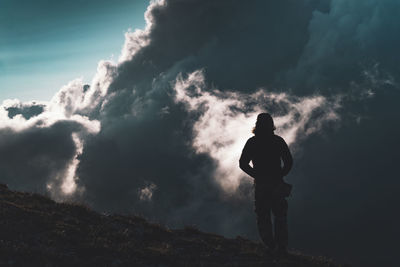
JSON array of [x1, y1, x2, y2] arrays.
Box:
[[239, 139, 256, 178], [280, 138, 293, 177]]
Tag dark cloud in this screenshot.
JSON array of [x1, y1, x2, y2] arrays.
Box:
[[1, 1, 399, 266], [286, 0, 400, 92], [5, 102, 45, 119], [0, 120, 82, 194], [290, 88, 400, 266], [112, 0, 320, 93], [72, 0, 335, 239]]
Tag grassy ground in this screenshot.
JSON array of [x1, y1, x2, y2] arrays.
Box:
[[0, 184, 343, 266]]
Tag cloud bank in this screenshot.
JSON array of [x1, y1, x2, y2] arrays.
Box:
[[174, 70, 340, 193], [1, 0, 400, 266]]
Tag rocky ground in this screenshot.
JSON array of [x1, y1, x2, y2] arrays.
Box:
[[0, 184, 344, 266]]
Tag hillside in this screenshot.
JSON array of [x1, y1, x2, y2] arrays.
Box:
[[0, 184, 341, 266]]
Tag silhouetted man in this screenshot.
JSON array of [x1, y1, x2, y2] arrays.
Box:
[[239, 113, 293, 257]]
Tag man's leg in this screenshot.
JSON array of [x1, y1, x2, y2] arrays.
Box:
[[272, 197, 288, 251], [255, 192, 274, 249]]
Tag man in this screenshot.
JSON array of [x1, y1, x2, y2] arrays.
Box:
[[239, 113, 293, 256]]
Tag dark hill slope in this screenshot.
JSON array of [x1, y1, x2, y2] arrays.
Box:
[[0, 184, 340, 266]]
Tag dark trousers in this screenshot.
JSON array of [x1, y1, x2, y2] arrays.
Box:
[[254, 184, 288, 249]]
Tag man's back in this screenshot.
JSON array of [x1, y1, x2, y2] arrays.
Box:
[[239, 134, 292, 184]]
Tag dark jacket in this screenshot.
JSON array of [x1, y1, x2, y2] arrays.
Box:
[[239, 134, 293, 185]]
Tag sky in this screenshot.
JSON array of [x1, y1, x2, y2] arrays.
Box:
[[0, 1, 399, 267], [0, 0, 147, 101]]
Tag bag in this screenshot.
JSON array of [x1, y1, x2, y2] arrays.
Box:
[[273, 182, 292, 198]]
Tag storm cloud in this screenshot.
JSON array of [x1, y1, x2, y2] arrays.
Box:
[[1, 0, 399, 266]]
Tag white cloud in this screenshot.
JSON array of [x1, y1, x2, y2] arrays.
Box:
[[0, 92, 100, 197], [118, 0, 165, 62], [174, 70, 341, 193], [138, 182, 157, 201]]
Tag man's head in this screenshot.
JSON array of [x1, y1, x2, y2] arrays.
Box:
[[253, 113, 275, 135]]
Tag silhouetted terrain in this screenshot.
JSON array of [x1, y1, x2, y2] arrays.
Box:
[[0, 184, 342, 266]]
